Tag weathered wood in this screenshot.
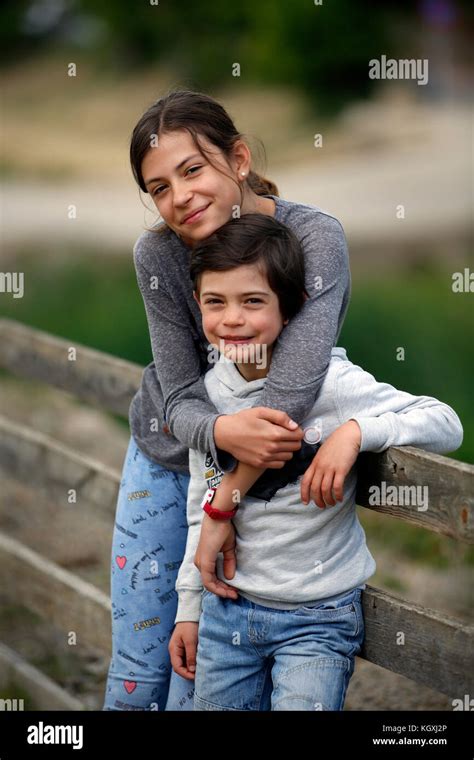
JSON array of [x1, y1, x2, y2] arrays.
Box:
[[2, 414, 473, 543], [357, 448, 474, 543], [0, 532, 111, 656], [1, 318, 473, 701], [0, 642, 85, 711], [0, 416, 121, 517], [0, 531, 471, 698], [361, 585, 474, 699], [0, 318, 142, 416]]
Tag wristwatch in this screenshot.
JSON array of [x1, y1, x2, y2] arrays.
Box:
[[201, 487, 239, 520]]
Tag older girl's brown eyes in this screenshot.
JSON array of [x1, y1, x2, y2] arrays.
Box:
[[152, 166, 202, 197]]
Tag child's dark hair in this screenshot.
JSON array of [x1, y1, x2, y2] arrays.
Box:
[[130, 89, 278, 209], [190, 213, 309, 322]]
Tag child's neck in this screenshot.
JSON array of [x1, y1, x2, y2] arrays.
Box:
[[234, 363, 269, 382], [233, 345, 273, 382]]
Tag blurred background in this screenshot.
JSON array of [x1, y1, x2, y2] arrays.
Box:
[[0, 0, 473, 710]]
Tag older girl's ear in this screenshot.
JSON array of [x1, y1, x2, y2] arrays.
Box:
[[193, 290, 201, 306]]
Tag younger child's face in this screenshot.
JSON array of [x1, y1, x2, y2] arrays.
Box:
[[194, 264, 288, 377]]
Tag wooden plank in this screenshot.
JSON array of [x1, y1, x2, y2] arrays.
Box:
[[0, 531, 472, 699], [0, 318, 142, 416], [0, 642, 85, 711], [0, 416, 121, 517], [357, 448, 474, 543], [2, 414, 472, 542], [0, 532, 111, 656], [361, 584, 474, 699]]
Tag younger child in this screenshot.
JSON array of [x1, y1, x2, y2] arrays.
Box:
[[169, 213, 463, 711]]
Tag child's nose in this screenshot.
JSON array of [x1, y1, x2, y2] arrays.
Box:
[[223, 307, 245, 324]]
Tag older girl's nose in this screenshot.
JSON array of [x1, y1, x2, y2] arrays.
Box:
[[173, 181, 193, 208]]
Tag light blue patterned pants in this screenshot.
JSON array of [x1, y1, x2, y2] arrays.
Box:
[[103, 435, 195, 711]]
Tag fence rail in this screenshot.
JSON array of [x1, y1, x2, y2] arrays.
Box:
[[0, 318, 473, 706]]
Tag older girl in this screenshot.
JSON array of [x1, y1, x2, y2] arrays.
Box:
[[103, 90, 350, 711]]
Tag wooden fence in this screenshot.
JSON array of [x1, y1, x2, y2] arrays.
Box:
[[0, 318, 473, 709]]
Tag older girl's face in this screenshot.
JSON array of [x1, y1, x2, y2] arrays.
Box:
[[141, 130, 248, 248]]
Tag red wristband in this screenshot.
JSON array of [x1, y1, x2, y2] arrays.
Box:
[[201, 487, 239, 520]]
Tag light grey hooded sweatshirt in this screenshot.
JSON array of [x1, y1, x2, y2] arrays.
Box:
[[175, 349, 463, 622]]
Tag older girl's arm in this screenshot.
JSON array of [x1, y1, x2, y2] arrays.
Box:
[[213, 212, 350, 508]]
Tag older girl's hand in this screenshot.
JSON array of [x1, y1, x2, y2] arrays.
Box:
[[214, 407, 304, 469]]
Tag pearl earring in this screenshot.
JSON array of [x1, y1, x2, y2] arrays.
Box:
[[241, 172, 246, 176]]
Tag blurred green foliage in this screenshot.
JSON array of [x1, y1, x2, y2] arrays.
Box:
[[340, 268, 474, 465], [1, 0, 471, 114]]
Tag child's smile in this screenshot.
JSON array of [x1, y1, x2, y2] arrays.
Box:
[[194, 263, 289, 381]]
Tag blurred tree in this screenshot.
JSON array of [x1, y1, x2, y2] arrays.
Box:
[[1, 0, 472, 114]]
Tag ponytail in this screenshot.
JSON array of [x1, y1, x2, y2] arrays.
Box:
[[247, 170, 279, 197]]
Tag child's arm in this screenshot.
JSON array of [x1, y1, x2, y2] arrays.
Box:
[[336, 361, 463, 454], [301, 361, 463, 508], [174, 453, 220, 624], [170, 450, 236, 679], [174, 451, 238, 621]]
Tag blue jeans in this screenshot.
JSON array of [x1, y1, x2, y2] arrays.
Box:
[[194, 587, 364, 711], [103, 435, 195, 711]]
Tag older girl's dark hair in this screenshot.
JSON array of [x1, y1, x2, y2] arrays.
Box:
[[190, 213, 308, 322], [130, 89, 278, 207]]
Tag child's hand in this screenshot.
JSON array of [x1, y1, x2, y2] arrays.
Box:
[[300, 420, 361, 508], [169, 622, 199, 680], [194, 516, 239, 599]]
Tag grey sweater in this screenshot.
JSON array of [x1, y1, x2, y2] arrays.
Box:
[[129, 196, 350, 472], [175, 350, 463, 622]]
